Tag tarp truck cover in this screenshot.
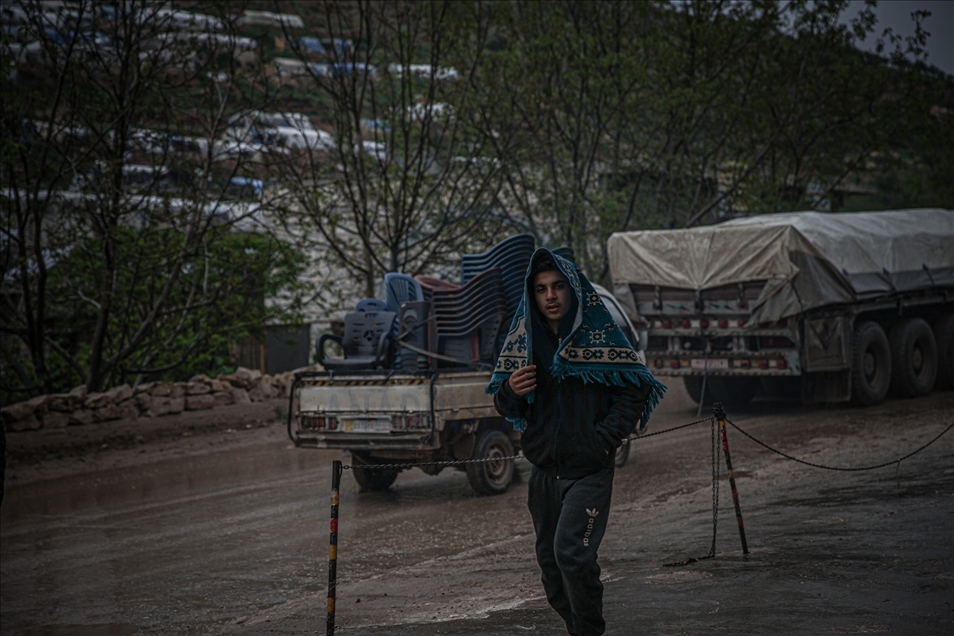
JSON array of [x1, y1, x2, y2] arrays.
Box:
[[608, 209, 954, 325]]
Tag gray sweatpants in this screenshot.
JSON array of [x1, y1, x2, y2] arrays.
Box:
[[528, 466, 615, 636]]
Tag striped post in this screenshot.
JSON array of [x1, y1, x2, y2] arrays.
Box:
[[328, 460, 342, 636], [714, 403, 749, 555]]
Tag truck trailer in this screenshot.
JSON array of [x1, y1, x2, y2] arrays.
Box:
[[607, 209, 953, 407]]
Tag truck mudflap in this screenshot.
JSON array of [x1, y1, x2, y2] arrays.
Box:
[[287, 370, 499, 451]]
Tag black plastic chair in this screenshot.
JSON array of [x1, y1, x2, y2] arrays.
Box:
[[316, 310, 396, 371], [393, 301, 431, 372]]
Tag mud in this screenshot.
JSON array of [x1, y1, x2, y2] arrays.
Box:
[[1, 384, 952, 636]]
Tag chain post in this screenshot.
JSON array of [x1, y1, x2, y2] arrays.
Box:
[[328, 460, 342, 636], [714, 403, 749, 555]]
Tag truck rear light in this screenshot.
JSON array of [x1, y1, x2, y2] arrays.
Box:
[[327, 416, 339, 430], [681, 319, 691, 328], [776, 359, 786, 370], [663, 319, 672, 328], [740, 359, 751, 368], [738, 319, 747, 328], [718, 319, 728, 328], [404, 415, 425, 429], [654, 358, 664, 369], [670, 360, 680, 369], [758, 360, 769, 369], [302, 415, 331, 430], [700, 319, 709, 328]]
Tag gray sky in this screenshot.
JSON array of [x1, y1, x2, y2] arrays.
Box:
[[840, 1, 954, 75]]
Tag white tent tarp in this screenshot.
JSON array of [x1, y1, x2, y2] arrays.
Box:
[[608, 209, 954, 323]]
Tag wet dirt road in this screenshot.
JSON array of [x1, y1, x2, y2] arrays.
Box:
[[1, 384, 952, 636]]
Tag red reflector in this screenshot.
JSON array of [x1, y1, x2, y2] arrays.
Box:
[[740, 360, 751, 368], [654, 358, 664, 369], [718, 319, 728, 328], [670, 360, 680, 369], [681, 320, 691, 329], [776, 359, 786, 370], [758, 360, 769, 369], [700, 319, 709, 329], [663, 320, 672, 329], [327, 417, 338, 430], [738, 319, 747, 328]]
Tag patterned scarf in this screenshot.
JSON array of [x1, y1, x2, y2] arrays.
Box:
[[486, 248, 666, 432]]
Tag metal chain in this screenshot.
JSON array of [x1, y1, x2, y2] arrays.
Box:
[[338, 416, 951, 474], [343, 416, 715, 471], [624, 416, 713, 441], [726, 418, 954, 471], [343, 455, 525, 471]]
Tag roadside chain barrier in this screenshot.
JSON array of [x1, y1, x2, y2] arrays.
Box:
[[322, 406, 953, 635]]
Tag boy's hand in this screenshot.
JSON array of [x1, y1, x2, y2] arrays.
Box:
[[508, 364, 537, 396]]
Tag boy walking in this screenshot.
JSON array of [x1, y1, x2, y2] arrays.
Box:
[[488, 249, 665, 635]]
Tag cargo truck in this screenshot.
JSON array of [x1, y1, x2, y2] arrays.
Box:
[[606, 209, 953, 407]]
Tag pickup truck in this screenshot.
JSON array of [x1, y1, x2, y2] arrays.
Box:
[[288, 283, 644, 495]]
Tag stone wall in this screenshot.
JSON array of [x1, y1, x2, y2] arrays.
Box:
[[1, 367, 296, 432]]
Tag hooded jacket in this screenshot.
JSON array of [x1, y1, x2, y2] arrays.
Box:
[[493, 270, 652, 479]]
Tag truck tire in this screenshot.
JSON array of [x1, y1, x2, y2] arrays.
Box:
[[889, 318, 937, 398], [683, 376, 712, 406], [851, 321, 891, 406], [466, 430, 514, 496], [614, 441, 631, 468], [351, 455, 399, 492], [706, 377, 759, 410], [933, 314, 954, 391]]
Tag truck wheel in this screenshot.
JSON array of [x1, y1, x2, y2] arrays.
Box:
[[683, 376, 712, 406], [932, 314, 954, 391], [466, 430, 514, 496], [351, 455, 399, 492], [614, 441, 631, 468], [889, 318, 937, 398], [706, 377, 759, 410], [851, 321, 891, 405]]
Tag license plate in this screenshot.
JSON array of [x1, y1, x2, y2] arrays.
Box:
[[691, 358, 728, 370], [343, 418, 391, 433]]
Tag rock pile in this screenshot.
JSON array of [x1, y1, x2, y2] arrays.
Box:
[[1, 367, 296, 432]]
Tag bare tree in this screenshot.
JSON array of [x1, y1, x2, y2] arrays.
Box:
[[276, 0, 510, 299], [1, 0, 304, 399]]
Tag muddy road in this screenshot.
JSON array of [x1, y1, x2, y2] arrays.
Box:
[[1, 384, 952, 636]]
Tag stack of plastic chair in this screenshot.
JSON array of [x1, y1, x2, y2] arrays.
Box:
[[551, 246, 576, 265], [422, 268, 507, 369], [414, 275, 458, 303], [461, 234, 536, 354], [315, 310, 396, 371], [384, 273, 427, 371]]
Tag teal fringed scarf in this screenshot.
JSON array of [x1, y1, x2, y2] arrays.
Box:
[[486, 248, 666, 433]]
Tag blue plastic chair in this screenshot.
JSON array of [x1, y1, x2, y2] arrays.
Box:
[[385, 273, 425, 312], [355, 297, 389, 312]]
